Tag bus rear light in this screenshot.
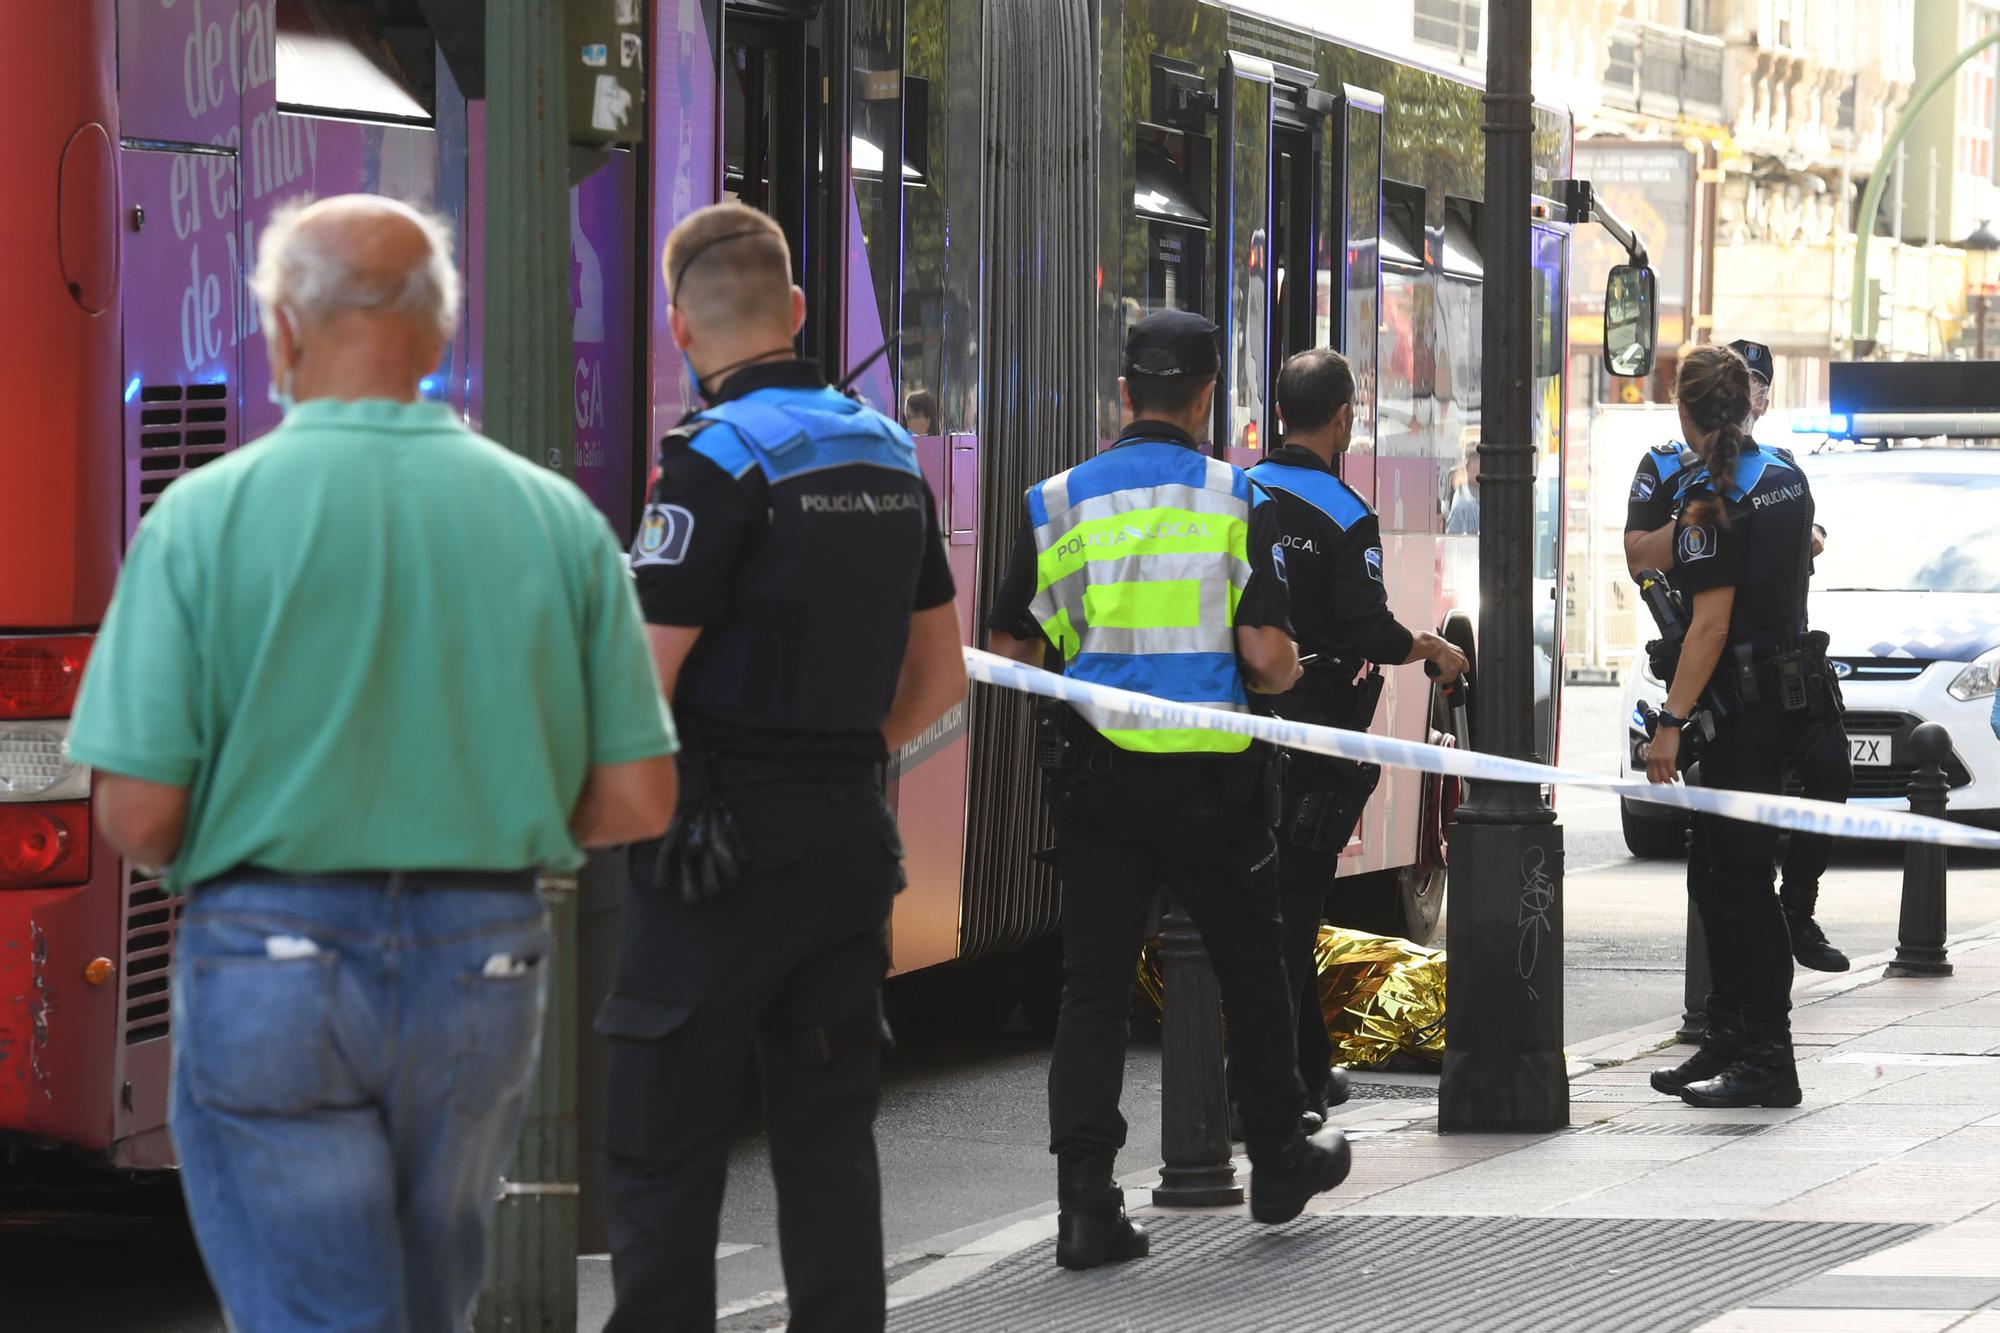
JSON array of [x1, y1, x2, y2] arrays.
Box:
[[0, 635, 93, 719], [0, 801, 91, 889], [0, 721, 91, 801]]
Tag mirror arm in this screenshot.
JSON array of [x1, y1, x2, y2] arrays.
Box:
[[1558, 178, 1650, 268]]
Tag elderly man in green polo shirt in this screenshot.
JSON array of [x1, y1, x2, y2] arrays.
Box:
[[66, 194, 678, 1332]]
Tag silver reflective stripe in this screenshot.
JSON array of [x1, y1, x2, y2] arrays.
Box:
[[1201, 455, 1242, 496], [1037, 466, 1076, 522], [1068, 625, 1225, 656], [1041, 483, 1249, 532]]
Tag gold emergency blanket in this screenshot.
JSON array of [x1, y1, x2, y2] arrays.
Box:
[[1138, 926, 1446, 1070]]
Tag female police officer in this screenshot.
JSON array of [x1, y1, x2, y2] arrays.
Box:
[[1643, 343, 1830, 1110]]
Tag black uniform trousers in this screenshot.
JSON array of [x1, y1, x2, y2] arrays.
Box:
[[1045, 754, 1307, 1165], [599, 781, 903, 1333], [1780, 719, 1852, 918], [1277, 835, 1342, 1107], [1687, 707, 1822, 1032]]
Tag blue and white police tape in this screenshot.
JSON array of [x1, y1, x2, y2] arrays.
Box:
[[963, 647, 2000, 853]]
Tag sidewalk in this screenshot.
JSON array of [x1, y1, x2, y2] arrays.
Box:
[[884, 924, 2000, 1332]]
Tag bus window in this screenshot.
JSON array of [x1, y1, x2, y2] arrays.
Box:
[[1271, 123, 1315, 378], [276, 0, 435, 125]]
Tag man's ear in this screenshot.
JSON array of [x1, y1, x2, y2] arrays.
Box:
[[1194, 379, 1217, 424], [1117, 376, 1134, 418], [790, 286, 807, 336], [669, 305, 692, 352]]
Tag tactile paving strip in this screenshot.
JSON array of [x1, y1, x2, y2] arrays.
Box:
[[1571, 1120, 1770, 1137], [888, 1215, 1918, 1332]]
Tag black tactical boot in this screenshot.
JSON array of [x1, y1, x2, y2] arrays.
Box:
[[1680, 1037, 1802, 1109], [1248, 1125, 1352, 1225], [1650, 1006, 1743, 1095], [1055, 1153, 1149, 1271], [1785, 909, 1850, 973]]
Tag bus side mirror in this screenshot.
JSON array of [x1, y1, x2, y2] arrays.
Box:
[[1603, 264, 1657, 379]]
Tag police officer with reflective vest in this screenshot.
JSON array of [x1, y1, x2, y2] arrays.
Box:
[[1244, 348, 1469, 1117], [1642, 343, 1835, 1109], [597, 203, 967, 1333], [987, 310, 1351, 1273], [1625, 338, 1849, 973]]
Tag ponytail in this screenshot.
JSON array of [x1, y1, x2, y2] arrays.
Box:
[[1683, 419, 1746, 528], [1674, 344, 1755, 528]]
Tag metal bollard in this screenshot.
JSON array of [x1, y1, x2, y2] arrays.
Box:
[[1677, 898, 1712, 1045], [1153, 904, 1244, 1207], [1885, 722, 1954, 978]]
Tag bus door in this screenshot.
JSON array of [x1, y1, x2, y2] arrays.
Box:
[[718, 3, 841, 372], [1213, 53, 1274, 466], [1213, 55, 1337, 469], [1333, 87, 1384, 504], [1530, 220, 1569, 764]]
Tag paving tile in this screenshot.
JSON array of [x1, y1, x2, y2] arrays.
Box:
[[1786, 1102, 1992, 1133], [1829, 1206, 2000, 1278], [1948, 1313, 2000, 1330], [1749, 1277, 2000, 1310], [1827, 1027, 2000, 1055], [1690, 1311, 1966, 1333], [1751, 1162, 1998, 1225]]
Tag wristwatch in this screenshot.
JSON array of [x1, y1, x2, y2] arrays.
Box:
[[1654, 707, 1686, 730]]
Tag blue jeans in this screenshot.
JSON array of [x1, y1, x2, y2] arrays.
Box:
[[171, 877, 552, 1333]]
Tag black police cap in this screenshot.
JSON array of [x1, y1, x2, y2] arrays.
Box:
[[1124, 309, 1219, 380], [1726, 338, 1773, 386]]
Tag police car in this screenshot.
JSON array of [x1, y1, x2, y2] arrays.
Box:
[[1619, 445, 2000, 856]]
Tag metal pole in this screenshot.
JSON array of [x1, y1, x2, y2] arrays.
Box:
[[478, 0, 578, 1326], [1885, 723, 1954, 977], [1152, 904, 1244, 1207], [1928, 146, 1940, 248], [1893, 144, 1907, 247], [1439, 0, 1567, 1135], [1850, 29, 2000, 346]]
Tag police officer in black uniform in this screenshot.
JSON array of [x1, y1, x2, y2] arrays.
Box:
[[987, 311, 1350, 1273], [1625, 339, 1850, 972], [597, 202, 967, 1333], [1244, 348, 1469, 1115], [1642, 343, 1834, 1109]]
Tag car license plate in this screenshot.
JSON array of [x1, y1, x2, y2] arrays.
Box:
[[1848, 735, 1891, 767]]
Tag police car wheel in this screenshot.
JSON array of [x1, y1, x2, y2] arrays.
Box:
[[1620, 799, 1690, 860]]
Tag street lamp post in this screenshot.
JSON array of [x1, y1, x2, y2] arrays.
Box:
[[1437, 0, 1568, 1135], [1964, 221, 2000, 359]]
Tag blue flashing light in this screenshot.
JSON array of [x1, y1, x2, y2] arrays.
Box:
[[419, 374, 441, 399], [123, 377, 142, 404], [1792, 412, 1849, 436]]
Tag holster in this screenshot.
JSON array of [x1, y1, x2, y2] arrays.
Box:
[[1281, 753, 1382, 852], [1762, 630, 1841, 723], [1034, 699, 1085, 773]]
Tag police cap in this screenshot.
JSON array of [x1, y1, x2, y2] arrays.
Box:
[[1726, 338, 1773, 386], [1124, 309, 1220, 380]]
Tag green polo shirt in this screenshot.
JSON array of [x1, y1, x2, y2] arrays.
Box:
[[68, 398, 677, 890]]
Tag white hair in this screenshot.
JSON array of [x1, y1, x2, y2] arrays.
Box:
[[251, 197, 461, 339]]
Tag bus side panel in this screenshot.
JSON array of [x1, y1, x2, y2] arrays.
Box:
[[648, 0, 724, 453], [0, 0, 121, 627]]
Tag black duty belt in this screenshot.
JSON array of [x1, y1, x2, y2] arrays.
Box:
[[678, 751, 884, 800], [211, 867, 539, 892]]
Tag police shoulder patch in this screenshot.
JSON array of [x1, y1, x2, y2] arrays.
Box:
[[1677, 523, 1716, 564], [631, 503, 696, 567], [1364, 546, 1385, 582], [1631, 473, 1656, 502]]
